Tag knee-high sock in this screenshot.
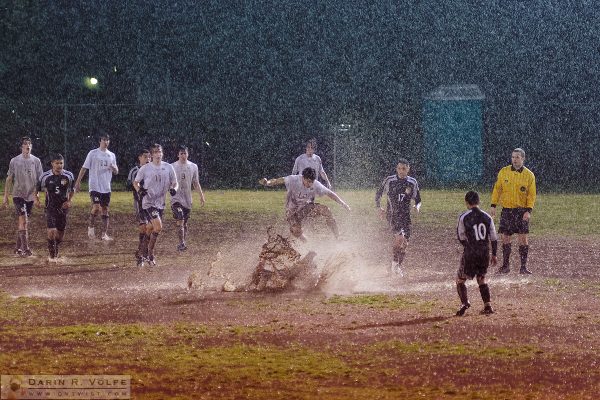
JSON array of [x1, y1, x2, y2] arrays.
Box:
[[479, 283, 491, 304], [89, 213, 97, 228], [101, 215, 109, 235], [519, 245, 529, 269], [177, 225, 185, 245], [18, 230, 28, 251], [502, 243, 512, 268], [394, 249, 406, 265], [457, 282, 469, 305], [47, 239, 56, 258], [16, 230, 22, 251], [148, 232, 159, 257]]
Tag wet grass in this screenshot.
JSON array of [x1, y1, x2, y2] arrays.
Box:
[[324, 294, 436, 313]]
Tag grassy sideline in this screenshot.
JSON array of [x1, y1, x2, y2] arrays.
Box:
[[1, 189, 599, 399]]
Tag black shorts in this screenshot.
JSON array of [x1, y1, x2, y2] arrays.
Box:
[[90, 191, 111, 207], [13, 197, 34, 217], [171, 202, 191, 221], [389, 215, 412, 240], [46, 207, 69, 231], [499, 208, 529, 235], [457, 253, 489, 280], [143, 207, 164, 221]]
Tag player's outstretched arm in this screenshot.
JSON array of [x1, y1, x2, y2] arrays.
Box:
[[259, 177, 285, 187], [326, 192, 351, 211]]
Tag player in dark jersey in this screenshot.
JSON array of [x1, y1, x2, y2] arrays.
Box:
[[35, 154, 75, 263], [127, 149, 150, 263], [375, 159, 422, 277], [456, 191, 498, 316]]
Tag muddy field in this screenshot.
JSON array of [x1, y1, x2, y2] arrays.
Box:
[[1, 197, 599, 399]]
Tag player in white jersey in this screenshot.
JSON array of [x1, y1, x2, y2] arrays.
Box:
[[259, 167, 350, 241], [133, 144, 178, 266], [2, 137, 44, 256], [292, 138, 332, 188], [127, 148, 150, 262], [74, 131, 119, 241], [170, 146, 206, 251]]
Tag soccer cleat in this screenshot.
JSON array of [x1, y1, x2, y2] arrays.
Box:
[[177, 243, 188, 252], [47, 256, 58, 264], [14, 249, 23, 256], [456, 302, 471, 316], [147, 256, 156, 267], [21, 249, 33, 257], [496, 266, 510, 274], [136, 257, 145, 268], [390, 261, 403, 277], [519, 267, 533, 275], [88, 227, 95, 239], [481, 304, 495, 315], [101, 233, 114, 241]]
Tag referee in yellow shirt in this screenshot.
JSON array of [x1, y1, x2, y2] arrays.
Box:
[[490, 148, 536, 274]]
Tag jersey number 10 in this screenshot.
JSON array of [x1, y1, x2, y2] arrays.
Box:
[[473, 223, 487, 241]]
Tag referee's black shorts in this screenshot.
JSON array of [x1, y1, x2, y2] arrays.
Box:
[[499, 208, 529, 235]]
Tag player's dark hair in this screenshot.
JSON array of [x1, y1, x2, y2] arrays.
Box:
[[51, 153, 64, 161], [397, 158, 410, 166], [465, 190, 480, 206], [20, 136, 32, 145], [97, 128, 110, 142], [150, 143, 162, 153], [178, 145, 189, 153], [301, 167, 317, 181], [306, 138, 317, 150], [137, 148, 150, 157]]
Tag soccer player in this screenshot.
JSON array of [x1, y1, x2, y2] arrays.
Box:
[[490, 148, 537, 274], [127, 149, 150, 263], [455, 191, 498, 316], [292, 138, 332, 188], [2, 136, 43, 256], [170, 145, 206, 251], [375, 158, 422, 277], [35, 154, 75, 263], [133, 143, 178, 267], [259, 167, 350, 241], [74, 131, 119, 241]]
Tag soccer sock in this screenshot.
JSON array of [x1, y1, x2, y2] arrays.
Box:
[[183, 221, 189, 242], [18, 230, 27, 251], [148, 232, 159, 257], [519, 245, 529, 269], [55, 238, 62, 258], [140, 234, 150, 258], [89, 213, 97, 228], [502, 244, 512, 268], [394, 249, 406, 265], [479, 284, 491, 304], [456, 282, 469, 305], [101, 215, 109, 235], [177, 224, 185, 245], [16, 230, 22, 251], [47, 239, 56, 258]]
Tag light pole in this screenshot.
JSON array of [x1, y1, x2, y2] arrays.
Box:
[[334, 123, 351, 188]]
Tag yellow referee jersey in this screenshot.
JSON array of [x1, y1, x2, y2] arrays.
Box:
[[491, 165, 536, 210]]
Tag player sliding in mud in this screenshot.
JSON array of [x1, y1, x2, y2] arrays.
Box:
[[259, 167, 351, 242]]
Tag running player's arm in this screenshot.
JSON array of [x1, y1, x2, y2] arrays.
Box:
[[375, 176, 390, 218], [74, 166, 88, 192], [291, 157, 300, 175], [2, 175, 13, 208], [319, 170, 332, 189], [489, 217, 498, 265], [412, 181, 422, 212], [259, 177, 285, 187], [63, 172, 76, 209], [110, 153, 119, 175], [326, 190, 351, 211], [33, 174, 45, 208], [456, 214, 467, 247], [192, 167, 205, 206]]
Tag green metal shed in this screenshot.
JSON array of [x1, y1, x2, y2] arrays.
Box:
[[423, 84, 485, 185]]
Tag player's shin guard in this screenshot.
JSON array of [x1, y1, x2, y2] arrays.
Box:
[[394, 249, 406, 266], [519, 245, 529, 268], [479, 283, 491, 304], [177, 225, 185, 245], [457, 282, 469, 305], [148, 232, 159, 257], [89, 213, 97, 228], [101, 215, 109, 235], [138, 234, 149, 259], [502, 244, 511, 269]]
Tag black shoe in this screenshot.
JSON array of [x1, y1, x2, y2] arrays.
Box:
[[14, 248, 23, 256], [520, 267, 532, 274], [481, 304, 495, 315], [496, 266, 510, 274], [147, 256, 156, 267], [22, 249, 33, 257], [456, 302, 471, 316]]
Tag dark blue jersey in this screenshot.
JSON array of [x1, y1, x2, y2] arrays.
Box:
[[38, 169, 75, 209], [375, 175, 421, 221], [457, 207, 498, 259]]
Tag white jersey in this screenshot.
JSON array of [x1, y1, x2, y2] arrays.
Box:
[[7, 154, 44, 201], [82, 148, 117, 193], [135, 161, 177, 210], [292, 154, 325, 177], [170, 160, 199, 210], [284, 174, 332, 214]]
